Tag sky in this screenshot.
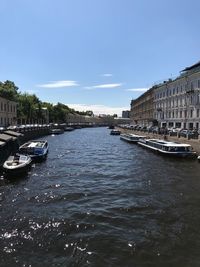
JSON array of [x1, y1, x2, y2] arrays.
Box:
[[0, 0, 200, 116]]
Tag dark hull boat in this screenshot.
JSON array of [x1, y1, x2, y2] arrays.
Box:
[[19, 140, 49, 162], [110, 130, 121, 135]]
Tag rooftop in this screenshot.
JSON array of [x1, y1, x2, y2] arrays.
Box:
[[181, 61, 200, 72]]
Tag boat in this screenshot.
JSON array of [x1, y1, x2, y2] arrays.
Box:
[[64, 127, 75, 131], [19, 140, 49, 161], [3, 154, 32, 177], [50, 128, 64, 135], [138, 138, 197, 158], [120, 133, 146, 143], [110, 129, 121, 135], [108, 125, 115, 129]]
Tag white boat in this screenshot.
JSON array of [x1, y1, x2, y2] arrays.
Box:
[[120, 133, 146, 143], [138, 138, 197, 158], [19, 140, 49, 161], [3, 154, 32, 177]]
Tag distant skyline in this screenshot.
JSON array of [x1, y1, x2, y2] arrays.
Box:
[[0, 0, 200, 116]]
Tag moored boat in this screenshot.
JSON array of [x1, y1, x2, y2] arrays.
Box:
[[64, 127, 75, 131], [110, 129, 121, 135], [50, 128, 64, 135], [19, 140, 49, 161], [120, 133, 146, 143], [108, 125, 115, 129], [138, 138, 197, 158], [3, 154, 32, 177]]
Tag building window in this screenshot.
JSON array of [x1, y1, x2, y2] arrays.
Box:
[[197, 109, 199, 117], [4, 104, 6, 111], [190, 110, 193, 118], [180, 111, 182, 118], [198, 80, 200, 88], [184, 110, 187, 118], [197, 94, 200, 104]]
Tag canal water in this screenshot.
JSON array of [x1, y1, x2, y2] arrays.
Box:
[[1, 127, 200, 267]]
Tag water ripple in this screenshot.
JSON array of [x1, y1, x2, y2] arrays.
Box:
[[0, 128, 200, 266]]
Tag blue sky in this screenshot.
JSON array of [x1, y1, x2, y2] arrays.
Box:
[[0, 0, 200, 115]]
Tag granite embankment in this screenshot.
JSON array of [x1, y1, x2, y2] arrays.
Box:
[[117, 128, 200, 155]]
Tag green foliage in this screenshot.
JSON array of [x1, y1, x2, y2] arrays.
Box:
[[17, 93, 43, 123], [0, 80, 18, 101], [0, 80, 94, 124]]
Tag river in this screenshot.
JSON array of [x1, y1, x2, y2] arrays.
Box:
[[1, 127, 200, 267]]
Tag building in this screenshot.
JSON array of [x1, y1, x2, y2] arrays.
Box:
[[122, 110, 130, 118], [114, 117, 131, 125], [154, 61, 200, 130], [130, 87, 155, 126], [0, 97, 17, 127]]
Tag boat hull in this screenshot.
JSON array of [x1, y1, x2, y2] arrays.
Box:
[[30, 150, 48, 162], [19, 140, 49, 162], [3, 156, 32, 178]]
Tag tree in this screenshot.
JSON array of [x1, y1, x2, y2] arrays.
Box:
[[17, 93, 42, 124], [0, 80, 18, 101]]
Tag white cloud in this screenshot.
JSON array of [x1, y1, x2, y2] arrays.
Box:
[[67, 103, 129, 117], [126, 88, 148, 92], [85, 83, 122, 90], [37, 80, 79, 88], [102, 73, 113, 77]]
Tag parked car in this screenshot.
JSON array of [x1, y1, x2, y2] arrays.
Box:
[[179, 129, 198, 139]]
